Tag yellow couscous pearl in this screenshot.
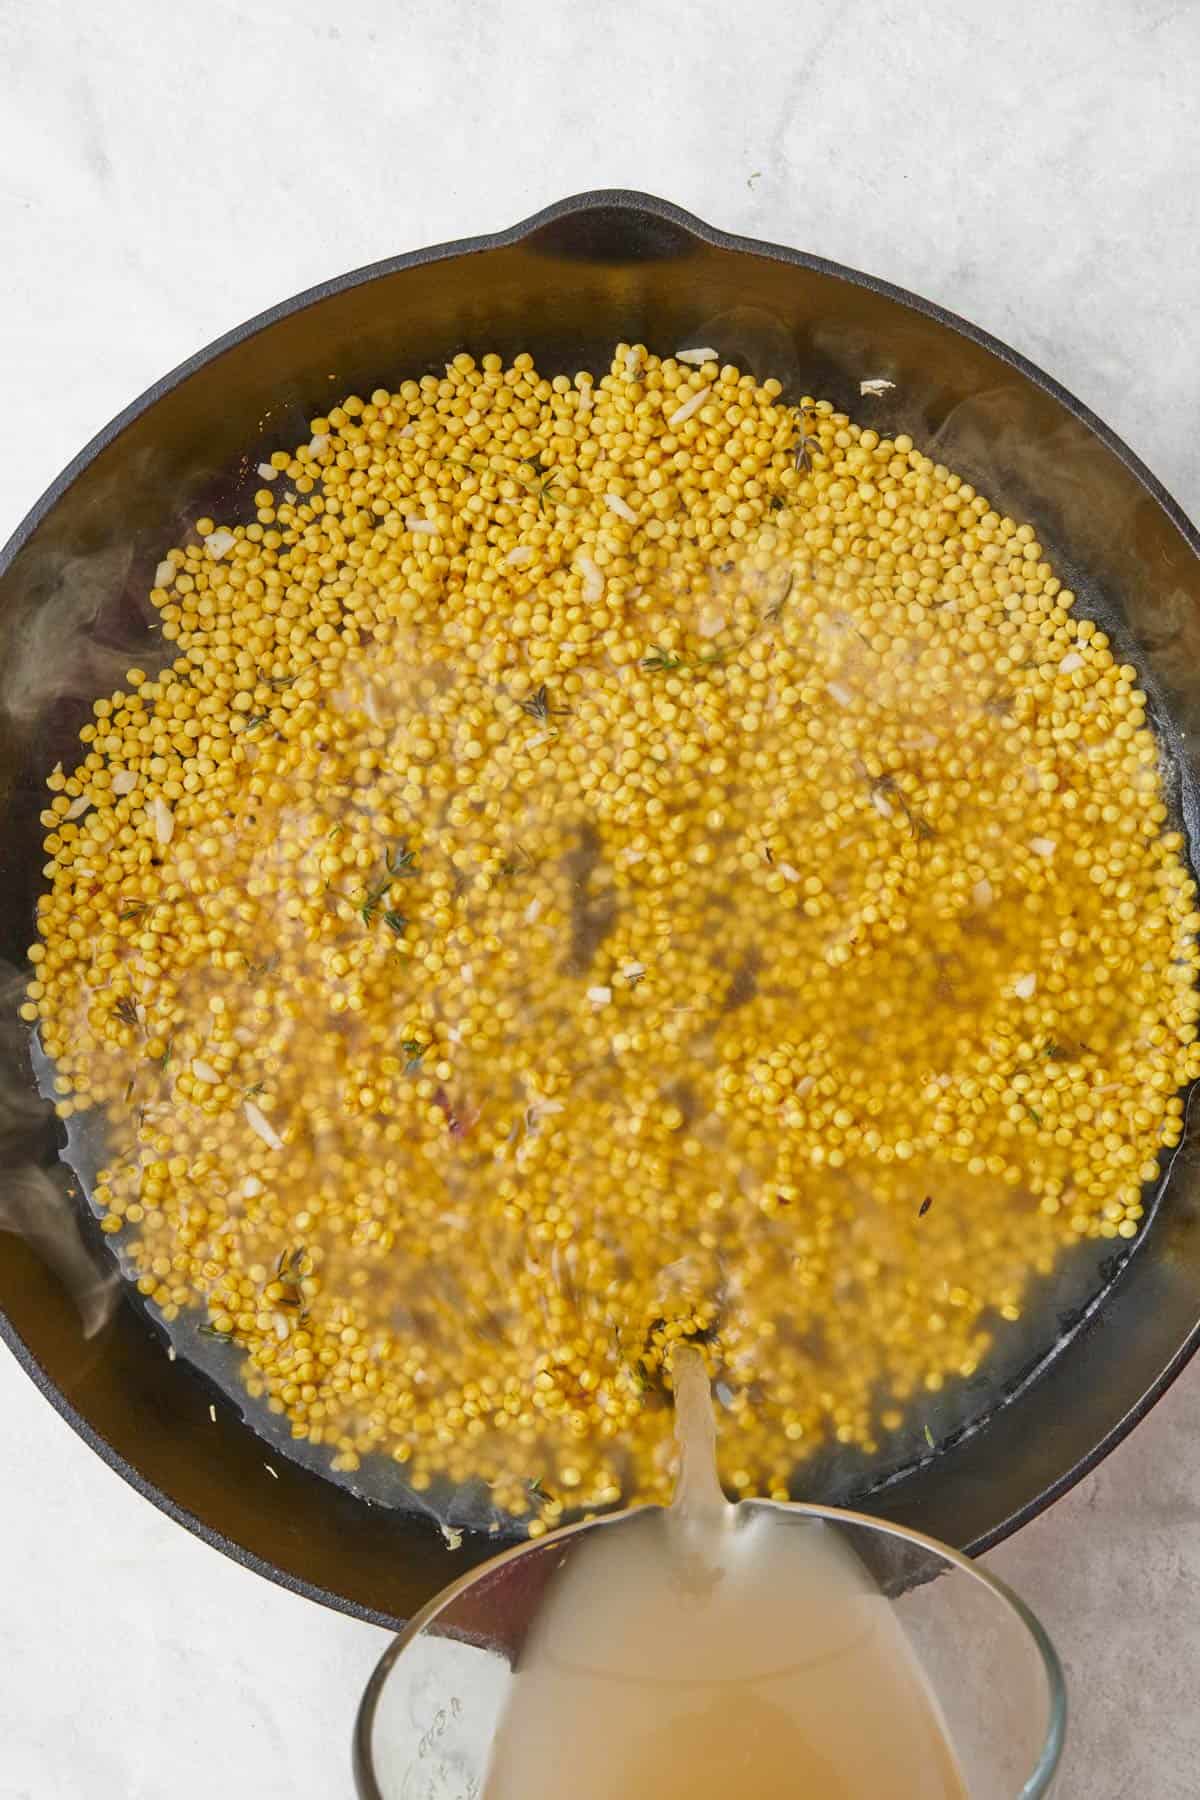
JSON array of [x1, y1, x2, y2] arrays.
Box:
[[23, 347, 1200, 1530]]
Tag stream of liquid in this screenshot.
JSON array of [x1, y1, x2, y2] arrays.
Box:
[[482, 1348, 967, 1798]]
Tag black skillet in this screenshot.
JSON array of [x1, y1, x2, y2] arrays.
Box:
[[2, 190, 1198, 1630]]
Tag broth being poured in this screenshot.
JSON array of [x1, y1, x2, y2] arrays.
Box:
[[481, 1347, 967, 1798]]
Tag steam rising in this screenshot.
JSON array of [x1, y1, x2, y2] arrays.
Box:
[[0, 964, 119, 1339], [0, 543, 167, 731], [0, 1165, 120, 1339], [2, 319, 1195, 1544]]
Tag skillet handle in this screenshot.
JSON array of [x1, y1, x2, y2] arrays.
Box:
[[516, 190, 704, 265]]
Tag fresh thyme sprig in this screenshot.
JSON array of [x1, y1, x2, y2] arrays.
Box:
[[640, 645, 730, 676], [519, 684, 569, 723], [499, 843, 536, 879], [871, 774, 937, 842], [791, 421, 822, 471], [276, 1245, 308, 1286], [517, 458, 563, 515], [387, 845, 419, 877], [359, 843, 419, 925], [641, 646, 687, 673]]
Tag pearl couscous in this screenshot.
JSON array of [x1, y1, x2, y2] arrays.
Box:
[[24, 346, 1200, 1526]]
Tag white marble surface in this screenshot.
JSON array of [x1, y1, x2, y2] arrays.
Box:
[[2, 0, 1200, 1794]]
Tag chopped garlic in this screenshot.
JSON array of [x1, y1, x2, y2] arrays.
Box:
[[870, 790, 895, 819], [621, 961, 646, 981], [150, 796, 174, 844], [65, 794, 91, 819], [826, 681, 853, 708], [778, 862, 801, 883], [191, 1058, 220, 1084], [587, 986, 612, 1007], [575, 554, 604, 602], [256, 463, 278, 482], [623, 346, 642, 376], [244, 1100, 283, 1149], [154, 559, 175, 587], [204, 528, 235, 560], [242, 1176, 263, 1199], [308, 433, 329, 456], [676, 347, 718, 366], [577, 385, 593, 414], [604, 492, 638, 524], [524, 898, 543, 925], [1030, 837, 1057, 858], [526, 1096, 565, 1129], [110, 769, 138, 796], [440, 1523, 464, 1551], [1013, 973, 1037, 1000], [1059, 651, 1084, 673], [506, 544, 535, 566], [972, 878, 994, 907], [406, 517, 437, 535], [859, 378, 896, 397], [273, 1314, 290, 1341], [667, 386, 711, 428]]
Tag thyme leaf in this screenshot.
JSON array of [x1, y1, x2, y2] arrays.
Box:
[[641, 645, 687, 674], [764, 572, 794, 624], [518, 683, 569, 723]]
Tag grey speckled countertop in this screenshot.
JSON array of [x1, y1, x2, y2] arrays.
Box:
[[2, 1, 1199, 1794]]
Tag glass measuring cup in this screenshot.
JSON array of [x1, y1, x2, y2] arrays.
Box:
[[354, 1500, 1066, 1799]]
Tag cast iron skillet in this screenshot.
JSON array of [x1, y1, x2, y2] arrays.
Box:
[[2, 191, 1199, 1631]]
